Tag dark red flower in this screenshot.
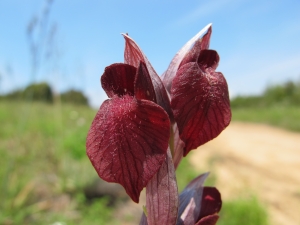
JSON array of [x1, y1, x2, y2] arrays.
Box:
[[86, 24, 230, 224], [177, 173, 222, 225], [165, 25, 231, 156], [86, 62, 171, 203]]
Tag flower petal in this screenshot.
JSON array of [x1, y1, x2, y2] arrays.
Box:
[[180, 198, 197, 225], [134, 62, 157, 102], [197, 50, 219, 71], [101, 63, 136, 98], [198, 187, 222, 220], [146, 148, 178, 225], [171, 124, 185, 169], [171, 62, 231, 155], [178, 31, 212, 70], [178, 38, 203, 69], [195, 215, 219, 225], [162, 24, 212, 93], [177, 173, 209, 225], [122, 33, 144, 68], [122, 33, 173, 119], [86, 95, 170, 203]]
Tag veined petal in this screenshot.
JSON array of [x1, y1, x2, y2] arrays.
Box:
[[195, 215, 219, 225], [171, 124, 185, 170], [199, 26, 212, 50], [134, 62, 157, 102], [176, 173, 209, 225], [197, 50, 219, 71], [86, 95, 170, 203], [146, 148, 178, 225], [101, 63, 136, 98], [179, 197, 197, 225], [178, 38, 203, 69], [171, 62, 231, 155], [198, 187, 221, 220], [177, 173, 222, 225], [122, 33, 144, 69], [162, 24, 212, 93], [178, 33, 214, 70], [122, 33, 173, 119]]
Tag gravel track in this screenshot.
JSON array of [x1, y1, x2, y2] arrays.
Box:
[[190, 122, 300, 225]]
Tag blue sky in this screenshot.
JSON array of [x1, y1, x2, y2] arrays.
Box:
[[1, 0, 300, 107]]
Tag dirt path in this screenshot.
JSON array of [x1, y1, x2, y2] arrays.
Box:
[[189, 122, 300, 225]]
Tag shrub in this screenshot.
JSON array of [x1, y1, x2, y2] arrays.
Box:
[[60, 89, 88, 106], [231, 80, 300, 108], [23, 82, 53, 102], [218, 196, 268, 225], [0, 82, 53, 103]]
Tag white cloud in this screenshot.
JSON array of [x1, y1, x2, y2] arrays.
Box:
[[224, 54, 300, 97], [173, 0, 245, 27]]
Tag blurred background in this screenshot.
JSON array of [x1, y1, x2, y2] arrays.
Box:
[[0, 0, 299, 224]]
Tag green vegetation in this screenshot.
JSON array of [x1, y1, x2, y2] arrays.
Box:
[[0, 100, 120, 225], [232, 106, 300, 131], [176, 157, 199, 192], [231, 80, 300, 108], [218, 196, 268, 225], [177, 160, 268, 225], [176, 157, 216, 192], [231, 80, 300, 131], [0, 91, 271, 224], [61, 89, 89, 106], [1, 82, 53, 103], [0, 82, 89, 106]]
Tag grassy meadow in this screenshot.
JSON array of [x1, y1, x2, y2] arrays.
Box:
[[0, 99, 270, 225], [2, 60, 299, 225], [0, 100, 119, 224], [232, 106, 300, 131], [231, 80, 300, 131]]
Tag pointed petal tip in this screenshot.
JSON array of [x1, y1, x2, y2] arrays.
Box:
[[196, 23, 212, 39], [121, 32, 128, 37], [203, 172, 210, 179], [121, 32, 133, 41], [163, 23, 213, 92], [205, 23, 212, 30]]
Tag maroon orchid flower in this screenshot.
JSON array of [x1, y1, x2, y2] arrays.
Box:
[[163, 24, 231, 157], [139, 173, 221, 225], [86, 61, 171, 203], [177, 173, 221, 225], [86, 24, 231, 225]]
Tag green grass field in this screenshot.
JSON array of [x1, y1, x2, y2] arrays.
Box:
[[231, 80, 300, 132], [232, 105, 300, 132], [0, 101, 121, 224], [0, 100, 269, 225], [218, 196, 268, 225]]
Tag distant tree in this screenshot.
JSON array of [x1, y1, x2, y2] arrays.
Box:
[[60, 89, 88, 105], [264, 80, 300, 105], [0, 82, 90, 106], [231, 80, 300, 108], [1, 90, 23, 100], [230, 95, 264, 108], [0, 82, 53, 102], [23, 82, 53, 102]]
